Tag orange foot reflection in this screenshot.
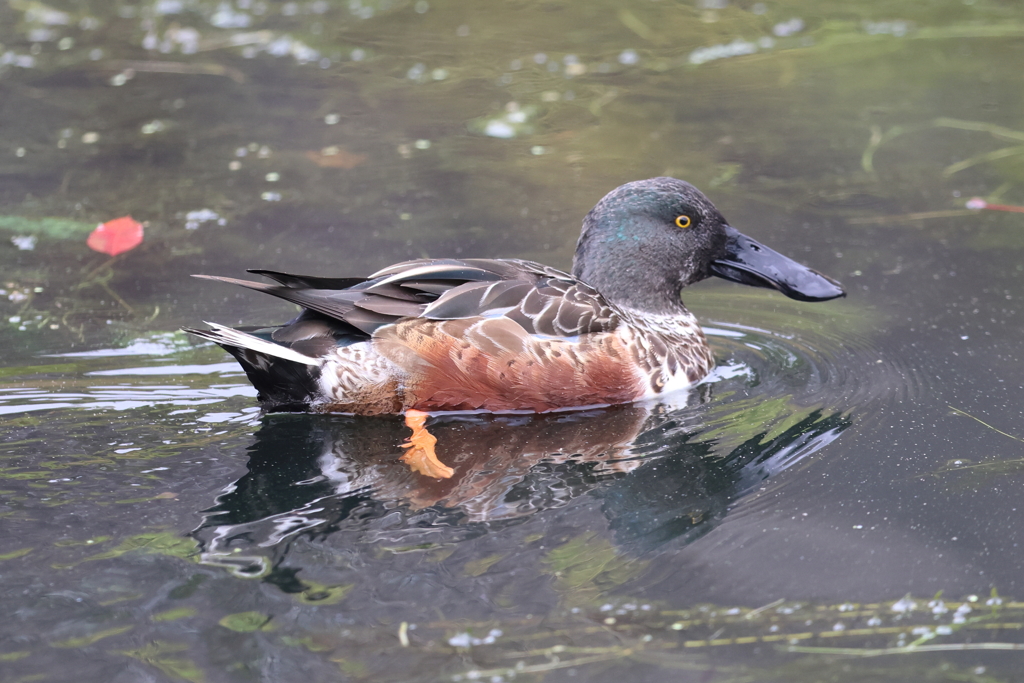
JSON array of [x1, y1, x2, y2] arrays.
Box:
[[400, 409, 454, 479]]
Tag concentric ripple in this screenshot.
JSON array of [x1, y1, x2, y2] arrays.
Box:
[[695, 289, 925, 414]]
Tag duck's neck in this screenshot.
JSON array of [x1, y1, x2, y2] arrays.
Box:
[[572, 217, 690, 316]]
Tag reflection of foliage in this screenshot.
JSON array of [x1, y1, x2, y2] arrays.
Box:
[[151, 607, 198, 622], [118, 641, 206, 683], [51, 625, 134, 648], [543, 533, 648, 607], [0, 215, 94, 239], [218, 611, 274, 632], [931, 406, 1024, 487], [295, 581, 354, 605], [700, 395, 819, 456], [57, 531, 198, 568], [863, 117, 1024, 177]]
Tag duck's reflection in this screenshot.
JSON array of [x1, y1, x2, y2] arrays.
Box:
[[193, 391, 849, 578]]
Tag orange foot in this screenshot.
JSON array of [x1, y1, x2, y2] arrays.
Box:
[[400, 409, 454, 479]]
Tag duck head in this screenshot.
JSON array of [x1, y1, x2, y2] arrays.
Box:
[[572, 177, 845, 313]]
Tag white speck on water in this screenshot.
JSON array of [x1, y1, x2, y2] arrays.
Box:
[[140, 120, 166, 135], [891, 597, 916, 613], [11, 235, 36, 251], [773, 17, 805, 37], [447, 630, 500, 648], [618, 49, 639, 65], [210, 2, 252, 28], [261, 191, 282, 201], [185, 209, 222, 230], [448, 634, 471, 651], [407, 63, 426, 80], [414, 139, 431, 149], [689, 39, 757, 65], [484, 121, 515, 138], [1, 52, 36, 68]]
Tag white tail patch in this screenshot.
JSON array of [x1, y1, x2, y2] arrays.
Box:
[[196, 322, 321, 366]]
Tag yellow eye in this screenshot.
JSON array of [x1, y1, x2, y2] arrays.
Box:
[[675, 215, 692, 229]]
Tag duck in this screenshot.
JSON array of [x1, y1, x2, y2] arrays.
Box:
[[186, 177, 844, 417]]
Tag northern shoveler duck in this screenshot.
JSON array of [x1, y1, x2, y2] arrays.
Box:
[[186, 178, 844, 417]]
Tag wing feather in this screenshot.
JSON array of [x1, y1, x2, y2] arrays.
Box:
[[195, 258, 618, 344], [246, 269, 366, 290]]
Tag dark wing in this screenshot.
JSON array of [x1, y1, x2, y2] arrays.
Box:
[[195, 257, 619, 342], [246, 269, 367, 291]]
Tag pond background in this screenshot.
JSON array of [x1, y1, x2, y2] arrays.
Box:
[[4, 1, 1024, 681]]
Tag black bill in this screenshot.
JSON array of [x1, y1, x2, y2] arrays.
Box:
[[709, 226, 845, 302]]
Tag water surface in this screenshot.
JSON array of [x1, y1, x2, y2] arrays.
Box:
[[4, 1, 1024, 681]]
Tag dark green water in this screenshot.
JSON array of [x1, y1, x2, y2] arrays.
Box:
[[4, 1, 1024, 681]]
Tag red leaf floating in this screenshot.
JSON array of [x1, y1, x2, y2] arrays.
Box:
[[87, 216, 144, 256]]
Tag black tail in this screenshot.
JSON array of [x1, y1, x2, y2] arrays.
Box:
[[184, 324, 323, 411]]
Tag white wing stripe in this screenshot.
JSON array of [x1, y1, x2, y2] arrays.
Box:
[[199, 322, 321, 366]]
